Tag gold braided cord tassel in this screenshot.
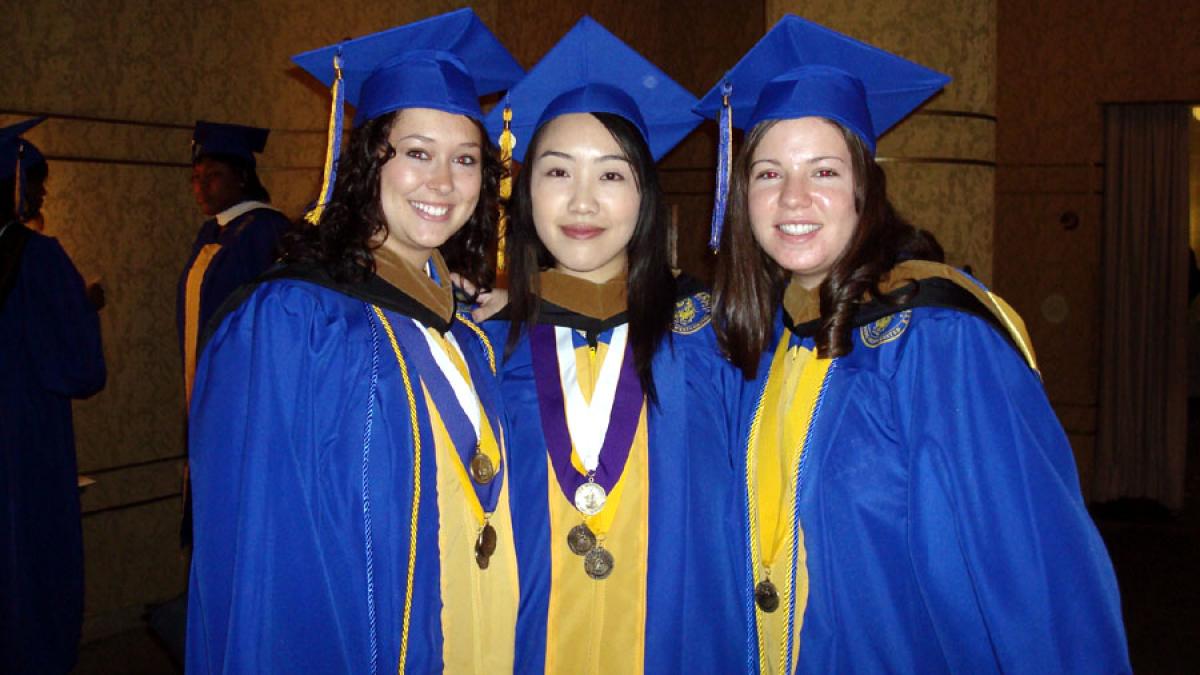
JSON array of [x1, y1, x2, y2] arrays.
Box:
[[305, 53, 344, 226], [496, 106, 515, 274]]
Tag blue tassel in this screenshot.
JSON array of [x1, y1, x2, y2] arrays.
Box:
[[708, 81, 733, 252]]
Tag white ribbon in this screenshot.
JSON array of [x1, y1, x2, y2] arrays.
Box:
[[417, 320, 481, 436], [555, 324, 628, 472]]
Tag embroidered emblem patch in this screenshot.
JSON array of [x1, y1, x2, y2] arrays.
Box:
[[672, 292, 712, 335], [860, 310, 911, 348]]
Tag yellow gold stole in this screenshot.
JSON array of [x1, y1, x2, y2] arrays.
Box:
[[746, 328, 832, 674], [538, 271, 650, 674]]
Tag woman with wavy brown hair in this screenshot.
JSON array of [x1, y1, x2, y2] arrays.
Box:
[[185, 11, 526, 673], [695, 15, 1129, 674]]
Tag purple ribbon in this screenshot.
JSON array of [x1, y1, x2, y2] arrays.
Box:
[[530, 324, 644, 501], [388, 314, 504, 511]]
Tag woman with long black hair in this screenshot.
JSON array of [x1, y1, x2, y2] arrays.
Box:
[[480, 17, 744, 673], [185, 11, 524, 673]]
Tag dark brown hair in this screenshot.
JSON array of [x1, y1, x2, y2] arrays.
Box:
[[713, 118, 943, 378], [284, 109, 502, 294], [504, 112, 675, 403]]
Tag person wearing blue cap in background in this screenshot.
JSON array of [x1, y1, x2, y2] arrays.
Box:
[[479, 17, 745, 673], [153, 121, 291, 666], [696, 15, 1130, 673], [185, 9, 523, 673], [0, 117, 106, 674], [178, 121, 289, 409]]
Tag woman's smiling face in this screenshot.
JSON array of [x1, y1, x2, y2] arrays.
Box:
[[529, 113, 641, 284], [747, 116, 858, 289], [377, 107, 483, 268]]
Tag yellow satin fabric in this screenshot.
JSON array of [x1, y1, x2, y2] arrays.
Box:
[[543, 339, 649, 674], [425, 389, 519, 674], [749, 334, 830, 674], [183, 243, 221, 403]]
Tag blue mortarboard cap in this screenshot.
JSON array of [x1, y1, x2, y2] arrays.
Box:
[[0, 117, 46, 181], [292, 8, 523, 126], [191, 121, 270, 165], [694, 15, 949, 250], [695, 15, 949, 151], [292, 9, 522, 225], [484, 16, 701, 163]]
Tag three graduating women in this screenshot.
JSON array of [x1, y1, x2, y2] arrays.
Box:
[[185, 10, 1129, 674]]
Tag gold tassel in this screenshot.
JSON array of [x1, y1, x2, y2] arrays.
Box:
[[496, 105, 515, 275], [305, 53, 344, 225]]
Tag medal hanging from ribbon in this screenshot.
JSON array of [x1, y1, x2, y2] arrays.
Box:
[[388, 316, 505, 568], [530, 323, 643, 580]]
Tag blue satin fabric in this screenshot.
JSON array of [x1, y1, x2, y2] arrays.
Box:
[[750, 65, 875, 152], [186, 279, 507, 674], [483, 296, 748, 673], [356, 52, 482, 125], [175, 206, 289, 362], [0, 230, 105, 674], [731, 305, 1130, 673]]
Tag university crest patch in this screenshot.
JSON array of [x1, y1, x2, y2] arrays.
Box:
[[860, 310, 911, 348], [672, 292, 712, 335]]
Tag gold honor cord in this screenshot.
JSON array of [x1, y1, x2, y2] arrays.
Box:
[[743, 382, 772, 671], [370, 305, 421, 674], [745, 338, 831, 674], [455, 313, 497, 375]]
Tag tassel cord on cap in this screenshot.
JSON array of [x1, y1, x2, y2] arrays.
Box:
[[708, 81, 733, 252], [496, 101, 515, 273], [306, 50, 345, 225]]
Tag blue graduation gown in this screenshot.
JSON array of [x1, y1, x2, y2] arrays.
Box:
[[732, 294, 1130, 673], [175, 205, 289, 360], [0, 224, 105, 674], [186, 268, 514, 674], [483, 283, 748, 673]]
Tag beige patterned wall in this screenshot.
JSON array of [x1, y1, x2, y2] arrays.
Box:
[[768, 0, 997, 282], [1, 0, 498, 643], [996, 0, 1200, 495]]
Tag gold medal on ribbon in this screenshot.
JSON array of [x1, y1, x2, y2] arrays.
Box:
[[583, 546, 615, 580], [475, 522, 497, 570], [754, 579, 780, 613], [566, 523, 597, 555], [469, 450, 496, 485]]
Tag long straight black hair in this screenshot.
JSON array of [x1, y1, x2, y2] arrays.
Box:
[[504, 112, 675, 403]]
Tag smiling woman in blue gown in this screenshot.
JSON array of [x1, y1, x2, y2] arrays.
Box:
[[693, 16, 1131, 674], [480, 18, 747, 673], [184, 10, 525, 673]]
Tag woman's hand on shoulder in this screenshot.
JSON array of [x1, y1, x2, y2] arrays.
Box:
[[450, 272, 509, 322]]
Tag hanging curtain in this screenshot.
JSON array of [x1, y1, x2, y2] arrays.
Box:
[[1094, 104, 1191, 510]]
